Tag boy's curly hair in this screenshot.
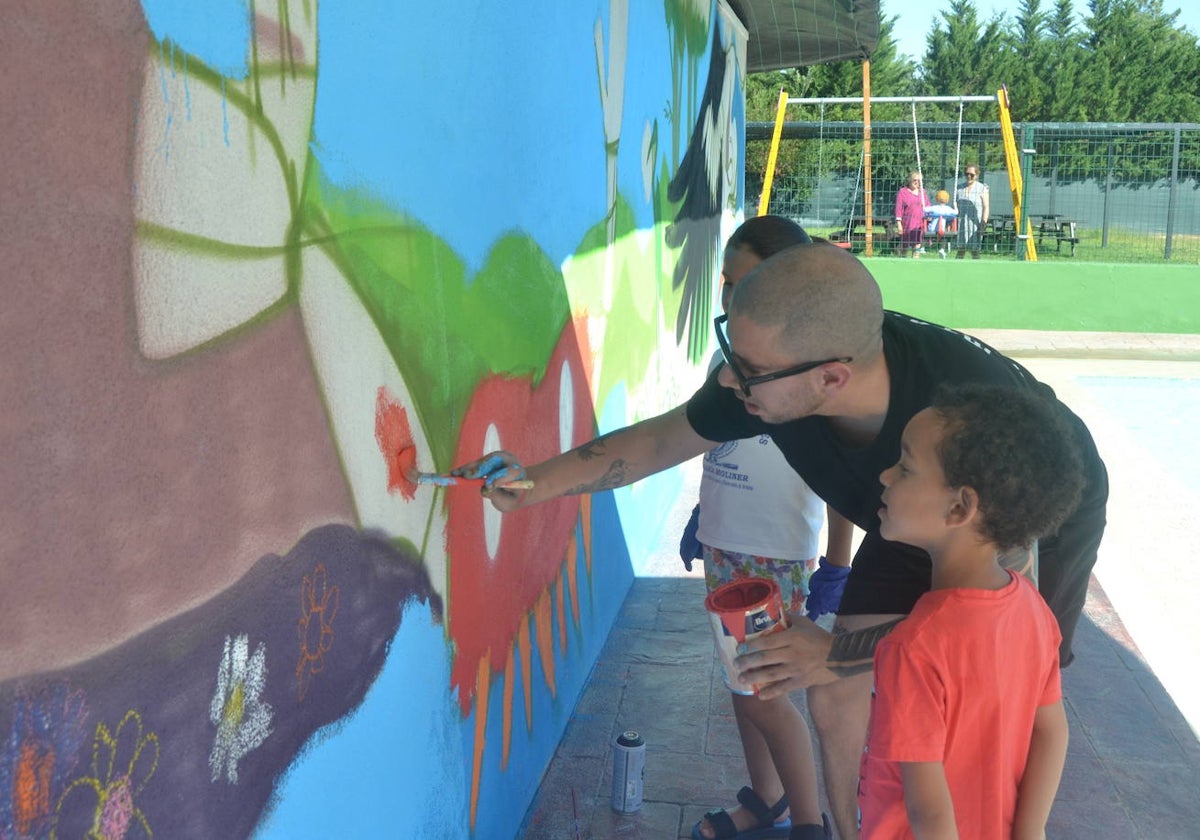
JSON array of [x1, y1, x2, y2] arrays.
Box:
[[931, 383, 1086, 551]]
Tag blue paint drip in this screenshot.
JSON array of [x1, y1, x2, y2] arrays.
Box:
[[153, 41, 173, 163], [221, 78, 230, 147], [183, 52, 191, 121], [157, 40, 170, 104]]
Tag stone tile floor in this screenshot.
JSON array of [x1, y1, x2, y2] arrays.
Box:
[[520, 575, 1200, 839]]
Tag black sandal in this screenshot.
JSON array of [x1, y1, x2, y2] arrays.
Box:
[[691, 786, 790, 840], [788, 813, 833, 840]]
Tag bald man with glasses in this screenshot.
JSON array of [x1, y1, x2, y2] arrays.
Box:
[[459, 241, 1107, 840]]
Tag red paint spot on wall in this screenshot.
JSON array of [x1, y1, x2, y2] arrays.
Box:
[[374, 387, 417, 500]]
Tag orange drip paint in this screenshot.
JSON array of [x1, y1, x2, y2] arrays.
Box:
[[469, 651, 490, 830], [534, 590, 556, 697], [580, 495, 593, 574], [517, 617, 533, 729], [373, 387, 417, 500], [501, 644, 515, 769], [566, 538, 581, 628], [555, 572, 567, 653], [14, 740, 53, 835]]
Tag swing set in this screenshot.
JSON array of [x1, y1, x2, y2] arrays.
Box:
[[758, 79, 1037, 259]]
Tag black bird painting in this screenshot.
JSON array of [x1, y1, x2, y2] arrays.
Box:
[[666, 23, 737, 364]]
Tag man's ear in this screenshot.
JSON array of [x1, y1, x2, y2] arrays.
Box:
[[819, 362, 852, 393], [946, 485, 980, 529]]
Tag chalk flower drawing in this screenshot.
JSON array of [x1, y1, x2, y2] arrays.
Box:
[[209, 634, 273, 783], [52, 709, 158, 840], [296, 563, 340, 701], [1, 684, 89, 838]]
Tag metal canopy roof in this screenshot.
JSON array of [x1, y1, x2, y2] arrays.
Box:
[[726, 0, 880, 72]]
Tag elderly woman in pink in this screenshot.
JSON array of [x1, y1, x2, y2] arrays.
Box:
[[893, 171, 929, 257]]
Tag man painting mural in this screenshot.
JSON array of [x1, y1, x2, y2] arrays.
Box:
[[458, 240, 1107, 840]]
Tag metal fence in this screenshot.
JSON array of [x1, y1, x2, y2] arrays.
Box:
[[748, 119, 1200, 262]]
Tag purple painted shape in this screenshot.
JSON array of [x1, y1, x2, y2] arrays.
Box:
[[0, 525, 440, 840]]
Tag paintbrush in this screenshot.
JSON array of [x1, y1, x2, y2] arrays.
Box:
[[393, 441, 534, 491], [409, 471, 535, 490]]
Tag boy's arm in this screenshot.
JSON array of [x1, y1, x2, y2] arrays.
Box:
[[900, 761, 958, 839], [823, 506, 854, 568], [1012, 700, 1068, 840]]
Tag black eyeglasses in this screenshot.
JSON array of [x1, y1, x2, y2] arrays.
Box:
[[713, 314, 851, 397], [966, 172, 978, 178]]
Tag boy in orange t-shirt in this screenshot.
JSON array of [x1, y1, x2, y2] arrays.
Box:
[[858, 384, 1086, 839]]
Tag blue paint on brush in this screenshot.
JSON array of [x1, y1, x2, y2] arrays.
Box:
[[416, 473, 461, 487]]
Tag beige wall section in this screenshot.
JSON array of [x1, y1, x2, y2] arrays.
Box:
[[0, 0, 355, 680]]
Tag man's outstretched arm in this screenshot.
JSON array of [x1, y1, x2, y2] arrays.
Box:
[[456, 404, 713, 512]]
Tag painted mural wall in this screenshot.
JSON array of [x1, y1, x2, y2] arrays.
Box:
[[0, 1, 746, 838]]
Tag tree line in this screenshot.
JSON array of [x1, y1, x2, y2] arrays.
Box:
[[745, 0, 1200, 190]]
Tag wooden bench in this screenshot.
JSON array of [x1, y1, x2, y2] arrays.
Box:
[[829, 216, 896, 254], [1034, 216, 1080, 257], [987, 216, 1019, 253]]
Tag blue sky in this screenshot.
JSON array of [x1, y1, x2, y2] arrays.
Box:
[[887, 0, 1200, 63]]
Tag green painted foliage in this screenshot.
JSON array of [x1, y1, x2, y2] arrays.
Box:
[[301, 161, 571, 468]]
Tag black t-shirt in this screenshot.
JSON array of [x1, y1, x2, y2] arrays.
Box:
[[685, 310, 1090, 533]]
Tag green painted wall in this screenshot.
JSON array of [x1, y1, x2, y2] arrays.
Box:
[[870, 259, 1200, 334]]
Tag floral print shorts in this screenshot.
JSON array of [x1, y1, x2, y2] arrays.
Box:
[[701, 545, 817, 616]]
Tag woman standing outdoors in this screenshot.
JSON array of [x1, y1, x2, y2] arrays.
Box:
[[893, 171, 929, 258], [955, 164, 990, 259]]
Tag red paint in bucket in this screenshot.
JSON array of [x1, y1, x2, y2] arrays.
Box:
[[704, 578, 788, 695]]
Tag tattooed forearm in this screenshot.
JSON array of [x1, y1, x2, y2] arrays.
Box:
[[827, 661, 876, 678], [571, 432, 615, 462], [562, 459, 630, 495], [828, 617, 905, 674]]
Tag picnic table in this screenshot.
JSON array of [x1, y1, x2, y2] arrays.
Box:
[[828, 216, 896, 252], [1032, 214, 1081, 256], [987, 215, 1019, 252]]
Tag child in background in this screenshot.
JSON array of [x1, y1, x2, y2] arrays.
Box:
[[859, 383, 1084, 839], [685, 215, 852, 840], [923, 189, 958, 258]]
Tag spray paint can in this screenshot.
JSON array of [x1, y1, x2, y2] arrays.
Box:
[[610, 730, 645, 813]]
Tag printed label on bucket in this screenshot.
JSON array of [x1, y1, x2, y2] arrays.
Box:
[[704, 578, 788, 695]]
